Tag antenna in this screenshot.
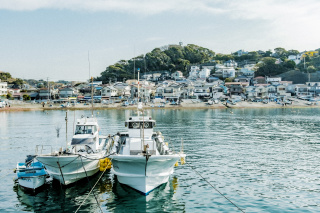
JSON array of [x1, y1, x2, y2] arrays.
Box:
[[88, 51, 91, 81], [134, 47, 136, 80]]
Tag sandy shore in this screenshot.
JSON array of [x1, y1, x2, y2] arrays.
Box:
[[1, 98, 319, 112]]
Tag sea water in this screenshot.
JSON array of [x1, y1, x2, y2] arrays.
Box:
[[1, 108, 320, 212]]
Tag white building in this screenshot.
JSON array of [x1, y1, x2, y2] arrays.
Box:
[[0, 80, 7, 96], [214, 65, 236, 79], [266, 77, 282, 85], [172, 71, 184, 80], [199, 68, 211, 79], [224, 60, 238, 68], [59, 87, 78, 98], [288, 55, 301, 65], [101, 86, 118, 98], [189, 66, 200, 79]]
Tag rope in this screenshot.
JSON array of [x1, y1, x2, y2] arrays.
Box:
[[37, 155, 80, 169], [0, 170, 14, 179], [186, 161, 245, 213], [79, 156, 103, 213], [75, 158, 112, 213]]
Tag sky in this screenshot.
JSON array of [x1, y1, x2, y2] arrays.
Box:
[[0, 0, 319, 82]]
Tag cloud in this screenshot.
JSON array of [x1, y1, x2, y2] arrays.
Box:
[[0, 0, 226, 14]]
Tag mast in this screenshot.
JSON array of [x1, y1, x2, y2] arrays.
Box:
[[65, 112, 68, 150], [91, 77, 94, 117]]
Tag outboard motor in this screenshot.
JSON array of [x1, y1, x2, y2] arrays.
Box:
[[25, 155, 36, 166]]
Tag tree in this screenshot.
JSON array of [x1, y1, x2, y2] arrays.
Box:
[[287, 49, 300, 56], [307, 65, 316, 73], [255, 57, 286, 76], [0, 72, 12, 81], [284, 60, 296, 69], [274, 47, 288, 58], [23, 94, 31, 101], [7, 93, 12, 99], [12, 78, 24, 89]]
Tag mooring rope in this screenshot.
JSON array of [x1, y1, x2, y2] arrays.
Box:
[[75, 156, 111, 213], [186, 161, 245, 213], [79, 156, 103, 213]]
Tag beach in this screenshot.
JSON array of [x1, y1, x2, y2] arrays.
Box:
[[0, 98, 318, 112]]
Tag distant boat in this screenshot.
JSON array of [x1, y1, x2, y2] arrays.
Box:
[[15, 155, 47, 191]]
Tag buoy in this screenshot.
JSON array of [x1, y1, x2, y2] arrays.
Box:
[[180, 157, 185, 165], [174, 161, 179, 167], [99, 158, 112, 171]]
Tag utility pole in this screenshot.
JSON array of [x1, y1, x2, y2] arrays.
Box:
[[47, 77, 50, 101]]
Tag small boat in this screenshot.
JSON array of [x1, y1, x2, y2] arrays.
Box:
[[36, 116, 112, 185], [16, 155, 47, 191]]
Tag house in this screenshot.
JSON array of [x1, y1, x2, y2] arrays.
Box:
[[288, 55, 301, 65], [199, 68, 211, 80], [234, 76, 251, 83], [212, 85, 227, 99], [172, 71, 184, 80], [38, 88, 51, 100], [214, 66, 236, 79], [255, 85, 268, 98], [306, 82, 320, 96], [224, 60, 238, 68], [101, 86, 118, 98], [294, 84, 308, 96], [155, 83, 183, 101], [245, 86, 257, 99], [8, 88, 22, 100], [266, 76, 282, 85], [239, 64, 255, 78], [254, 76, 266, 84], [277, 85, 291, 97], [234, 49, 248, 56], [113, 82, 131, 98], [59, 87, 78, 98], [193, 82, 213, 99], [225, 82, 248, 96], [0, 80, 7, 96], [267, 85, 277, 98]]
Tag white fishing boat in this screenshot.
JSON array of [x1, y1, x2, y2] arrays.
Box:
[[109, 69, 186, 195], [36, 116, 111, 185], [16, 155, 47, 190]]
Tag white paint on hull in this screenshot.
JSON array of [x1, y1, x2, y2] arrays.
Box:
[[110, 154, 183, 194], [37, 153, 103, 185]]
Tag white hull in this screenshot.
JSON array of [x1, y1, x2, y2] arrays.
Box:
[[18, 175, 46, 190], [110, 154, 183, 195], [37, 153, 103, 185]]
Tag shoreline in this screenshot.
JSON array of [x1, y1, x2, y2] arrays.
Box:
[[1, 99, 319, 112]]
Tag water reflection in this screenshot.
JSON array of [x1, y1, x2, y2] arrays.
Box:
[[13, 171, 185, 212]]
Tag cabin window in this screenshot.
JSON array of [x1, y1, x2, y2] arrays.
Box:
[[75, 125, 96, 134], [128, 122, 153, 129]]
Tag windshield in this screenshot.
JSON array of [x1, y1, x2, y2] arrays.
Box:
[[75, 125, 97, 134]]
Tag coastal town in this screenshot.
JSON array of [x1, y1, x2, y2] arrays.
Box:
[[1, 48, 320, 110]]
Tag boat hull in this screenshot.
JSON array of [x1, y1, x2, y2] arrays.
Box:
[[110, 154, 184, 195], [36, 153, 103, 185], [18, 175, 46, 190]]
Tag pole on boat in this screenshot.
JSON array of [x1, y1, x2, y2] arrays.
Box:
[[91, 76, 94, 117], [65, 112, 68, 150]]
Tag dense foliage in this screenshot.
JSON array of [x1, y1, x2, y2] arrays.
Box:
[[96, 44, 215, 83]]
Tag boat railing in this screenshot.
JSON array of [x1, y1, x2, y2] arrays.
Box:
[[35, 145, 53, 155]]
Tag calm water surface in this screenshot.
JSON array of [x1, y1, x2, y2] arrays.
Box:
[[1, 108, 320, 212]]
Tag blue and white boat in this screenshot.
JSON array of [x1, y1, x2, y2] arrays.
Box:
[[16, 156, 47, 191]]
